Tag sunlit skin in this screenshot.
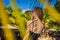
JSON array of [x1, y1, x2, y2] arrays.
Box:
[[0, 0, 16, 40], [0, 0, 60, 40], [23, 8, 44, 40], [39, 0, 60, 24]]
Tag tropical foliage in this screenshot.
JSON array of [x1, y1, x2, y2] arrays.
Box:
[[0, 0, 60, 40]]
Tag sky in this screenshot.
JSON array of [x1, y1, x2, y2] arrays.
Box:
[[3, 0, 57, 10]]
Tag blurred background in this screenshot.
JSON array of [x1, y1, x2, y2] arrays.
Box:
[[0, 0, 60, 40]]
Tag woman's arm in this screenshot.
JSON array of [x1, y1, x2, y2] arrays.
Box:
[[23, 20, 32, 40]]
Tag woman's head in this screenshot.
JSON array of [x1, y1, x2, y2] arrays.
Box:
[[33, 7, 43, 21]]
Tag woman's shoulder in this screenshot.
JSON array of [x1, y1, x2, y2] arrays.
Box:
[[27, 20, 32, 25]]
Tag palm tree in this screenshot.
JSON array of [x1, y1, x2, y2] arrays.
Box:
[[0, 0, 16, 40], [55, 0, 60, 13], [39, 0, 60, 24], [47, 0, 52, 5], [11, 0, 28, 39], [5, 6, 13, 13]]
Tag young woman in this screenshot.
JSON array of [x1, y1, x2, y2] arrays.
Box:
[[23, 7, 44, 40]]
